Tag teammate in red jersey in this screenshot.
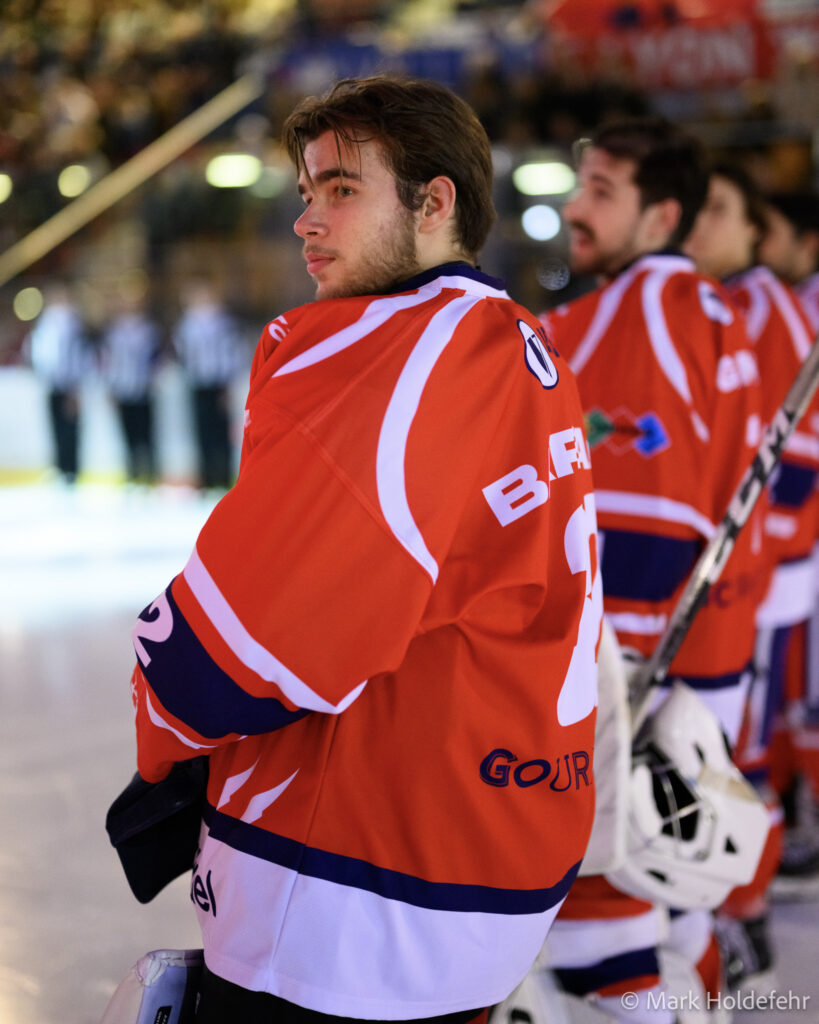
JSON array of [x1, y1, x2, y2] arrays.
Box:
[[686, 163, 819, 987], [539, 121, 765, 1023], [756, 189, 819, 897], [760, 191, 819, 333], [127, 76, 600, 1023]]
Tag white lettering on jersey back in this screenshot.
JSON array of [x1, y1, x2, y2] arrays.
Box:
[[549, 427, 591, 479], [482, 465, 549, 526], [717, 349, 760, 393], [482, 426, 589, 527]]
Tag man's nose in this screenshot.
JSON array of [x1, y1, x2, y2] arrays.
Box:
[[294, 204, 325, 238]]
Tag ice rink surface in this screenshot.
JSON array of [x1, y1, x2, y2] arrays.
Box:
[[1, 482, 817, 1023]]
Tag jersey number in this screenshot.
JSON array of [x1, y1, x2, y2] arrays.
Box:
[[558, 494, 602, 726]]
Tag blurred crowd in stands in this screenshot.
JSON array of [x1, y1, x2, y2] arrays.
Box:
[[0, 0, 817, 388], [0, 0, 654, 212]]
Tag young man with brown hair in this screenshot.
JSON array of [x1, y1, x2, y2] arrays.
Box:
[[127, 76, 600, 1023]]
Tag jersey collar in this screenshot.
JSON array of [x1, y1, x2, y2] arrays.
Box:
[[386, 261, 507, 297]]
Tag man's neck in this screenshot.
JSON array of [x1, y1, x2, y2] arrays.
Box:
[[601, 245, 686, 283]]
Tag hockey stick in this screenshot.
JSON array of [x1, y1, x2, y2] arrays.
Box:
[[629, 335, 819, 738]]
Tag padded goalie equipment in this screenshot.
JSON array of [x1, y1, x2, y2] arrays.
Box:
[[578, 616, 630, 875], [607, 681, 769, 910], [99, 948, 203, 1024], [106, 757, 208, 904], [489, 966, 620, 1024]]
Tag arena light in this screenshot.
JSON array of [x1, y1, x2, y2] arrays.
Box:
[[513, 161, 575, 196], [521, 204, 562, 242], [13, 286, 44, 321], [58, 164, 91, 198], [205, 153, 262, 188], [0, 173, 12, 203], [250, 165, 289, 198]]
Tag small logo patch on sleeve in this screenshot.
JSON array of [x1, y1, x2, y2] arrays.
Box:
[[519, 319, 559, 389]]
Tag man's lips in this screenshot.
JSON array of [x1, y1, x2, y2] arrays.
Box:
[[568, 223, 595, 246], [304, 252, 335, 275]]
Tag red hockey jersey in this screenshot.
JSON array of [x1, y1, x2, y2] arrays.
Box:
[[797, 271, 819, 334], [130, 264, 600, 1018], [725, 266, 819, 595], [543, 253, 764, 738]]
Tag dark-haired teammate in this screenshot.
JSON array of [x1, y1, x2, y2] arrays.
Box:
[[541, 121, 763, 1021]]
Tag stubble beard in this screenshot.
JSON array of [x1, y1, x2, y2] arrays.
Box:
[[317, 211, 421, 300], [569, 222, 642, 281]]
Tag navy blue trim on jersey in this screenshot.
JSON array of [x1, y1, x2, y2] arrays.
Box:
[[662, 661, 752, 691], [137, 586, 309, 740], [744, 766, 768, 787], [555, 947, 660, 996], [770, 462, 817, 509], [202, 802, 579, 915], [389, 261, 506, 296], [600, 529, 700, 602], [757, 625, 791, 747]]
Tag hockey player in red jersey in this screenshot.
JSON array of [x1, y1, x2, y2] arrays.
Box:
[[539, 121, 765, 1022], [127, 76, 600, 1023], [757, 189, 819, 896], [760, 191, 819, 333], [685, 163, 819, 989]]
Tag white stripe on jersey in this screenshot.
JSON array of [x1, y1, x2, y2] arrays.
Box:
[[273, 289, 439, 377], [595, 489, 716, 539], [642, 265, 694, 407], [272, 275, 509, 380], [743, 275, 770, 342], [568, 262, 641, 375], [797, 273, 819, 332], [756, 557, 815, 628], [377, 294, 482, 583], [785, 429, 819, 460], [196, 830, 563, 1019], [241, 771, 298, 824], [762, 267, 813, 360], [606, 611, 667, 636], [544, 908, 663, 968], [183, 548, 368, 714], [144, 689, 217, 750], [217, 760, 258, 809]]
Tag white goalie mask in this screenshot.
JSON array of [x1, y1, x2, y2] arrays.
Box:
[[606, 681, 769, 910]]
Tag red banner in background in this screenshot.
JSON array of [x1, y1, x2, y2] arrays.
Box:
[[541, 0, 814, 88]]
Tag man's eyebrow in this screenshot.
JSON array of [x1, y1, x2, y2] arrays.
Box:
[[298, 166, 363, 194]]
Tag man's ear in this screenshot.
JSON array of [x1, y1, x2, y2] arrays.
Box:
[[644, 197, 683, 248], [418, 176, 457, 235]]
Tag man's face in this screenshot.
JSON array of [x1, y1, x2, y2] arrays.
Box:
[[563, 147, 660, 279], [758, 206, 800, 283], [294, 131, 420, 300], [684, 175, 758, 280]]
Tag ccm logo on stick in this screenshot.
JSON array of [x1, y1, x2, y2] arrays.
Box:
[[482, 427, 590, 526]]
